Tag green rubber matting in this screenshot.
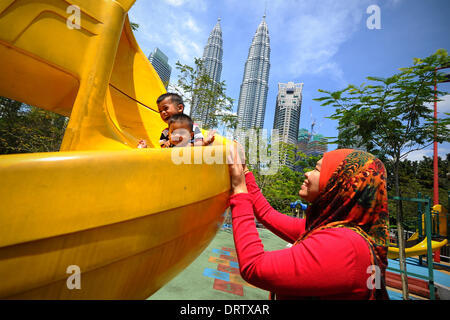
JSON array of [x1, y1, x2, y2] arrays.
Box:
[[148, 226, 288, 300]]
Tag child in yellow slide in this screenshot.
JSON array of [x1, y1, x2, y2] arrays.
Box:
[[157, 93, 215, 148]]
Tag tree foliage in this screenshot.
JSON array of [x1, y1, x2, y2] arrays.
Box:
[[169, 58, 236, 130], [314, 49, 450, 219], [314, 50, 450, 277], [0, 97, 67, 154], [315, 49, 449, 162], [386, 154, 449, 230], [130, 22, 139, 31], [250, 138, 322, 215]]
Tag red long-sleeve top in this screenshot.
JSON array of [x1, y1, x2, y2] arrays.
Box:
[[229, 172, 372, 299]]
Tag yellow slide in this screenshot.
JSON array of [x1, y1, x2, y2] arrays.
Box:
[[407, 231, 419, 242], [388, 205, 448, 259], [388, 238, 448, 260], [0, 0, 230, 299]]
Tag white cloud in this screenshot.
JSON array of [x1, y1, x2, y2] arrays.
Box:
[[437, 94, 450, 114], [405, 144, 450, 161], [405, 149, 432, 162], [424, 94, 450, 118], [315, 62, 347, 87], [164, 0, 185, 6], [129, 1, 206, 66], [164, 0, 207, 11], [267, 0, 373, 84], [184, 17, 201, 33], [170, 36, 201, 63]]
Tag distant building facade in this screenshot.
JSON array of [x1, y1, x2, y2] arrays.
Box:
[[235, 15, 270, 142], [307, 134, 328, 157], [148, 48, 171, 89], [297, 128, 310, 154], [273, 82, 303, 168], [273, 82, 303, 145], [295, 129, 328, 171], [191, 18, 223, 127]]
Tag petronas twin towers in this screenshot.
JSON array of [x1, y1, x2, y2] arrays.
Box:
[[190, 19, 223, 125], [236, 15, 270, 131], [190, 16, 270, 132]]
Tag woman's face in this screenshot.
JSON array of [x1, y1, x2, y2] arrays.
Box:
[[299, 158, 322, 203]]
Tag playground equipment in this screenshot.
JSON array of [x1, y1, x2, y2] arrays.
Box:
[[406, 205, 447, 242], [290, 200, 308, 211], [0, 0, 230, 299], [290, 200, 308, 219], [387, 195, 448, 260], [388, 237, 447, 260], [387, 195, 449, 299]]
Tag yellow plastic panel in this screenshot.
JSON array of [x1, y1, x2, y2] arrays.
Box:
[[0, 43, 79, 116], [0, 146, 231, 299], [0, 147, 230, 247], [1, 190, 227, 299], [0, 0, 232, 299]]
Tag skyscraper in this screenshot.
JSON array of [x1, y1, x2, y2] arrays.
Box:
[[273, 82, 303, 145], [236, 15, 270, 135], [148, 48, 171, 89], [272, 82, 302, 168], [307, 134, 328, 157], [295, 129, 328, 171], [297, 128, 310, 154], [191, 18, 223, 126]]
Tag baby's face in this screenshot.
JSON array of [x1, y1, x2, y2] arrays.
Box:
[[168, 122, 193, 147], [158, 97, 183, 123]]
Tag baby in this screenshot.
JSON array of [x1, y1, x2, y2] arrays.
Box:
[[167, 113, 195, 147], [137, 93, 215, 148], [157, 93, 215, 148]]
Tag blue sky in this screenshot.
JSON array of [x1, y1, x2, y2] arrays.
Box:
[[129, 0, 450, 161]]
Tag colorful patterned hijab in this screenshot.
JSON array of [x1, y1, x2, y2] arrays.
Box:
[[294, 149, 390, 300]]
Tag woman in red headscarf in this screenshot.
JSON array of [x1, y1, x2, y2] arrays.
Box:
[[228, 147, 390, 299]]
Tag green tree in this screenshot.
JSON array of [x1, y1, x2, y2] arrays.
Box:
[[258, 166, 303, 214], [0, 97, 67, 154], [315, 49, 450, 213], [387, 154, 449, 231], [250, 136, 321, 215], [314, 49, 450, 299], [130, 22, 139, 31], [170, 58, 235, 130]]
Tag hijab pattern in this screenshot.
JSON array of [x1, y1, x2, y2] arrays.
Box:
[[293, 150, 390, 300]]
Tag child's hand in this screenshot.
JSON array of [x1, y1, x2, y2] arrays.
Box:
[[161, 140, 171, 148], [204, 130, 216, 146], [137, 140, 148, 148]]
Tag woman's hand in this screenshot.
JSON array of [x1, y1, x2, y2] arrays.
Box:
[[228, 141, 248, 195]]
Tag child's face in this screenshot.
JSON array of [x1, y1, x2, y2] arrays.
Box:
[[168, 122, 194, 147], [158, 97, 184, 123]]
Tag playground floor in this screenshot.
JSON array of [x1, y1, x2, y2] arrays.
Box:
[[147, 226, 449, 300], [148, 227, 288, 300], [386, 256, 450, 300]]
